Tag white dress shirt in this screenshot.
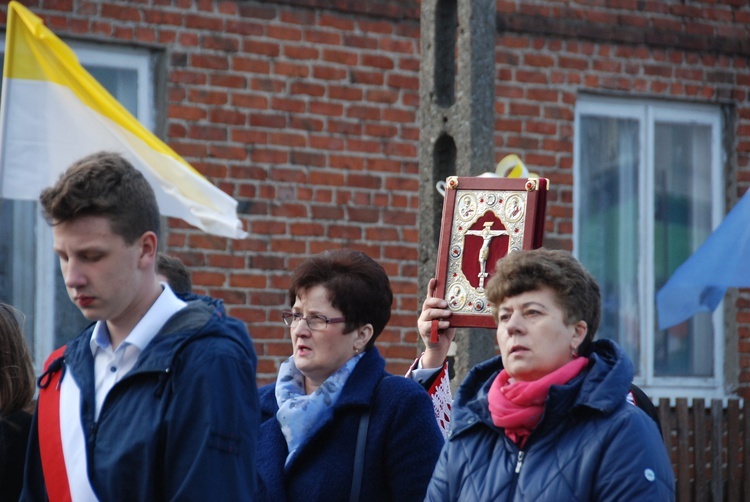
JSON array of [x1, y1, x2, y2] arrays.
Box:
[[59, 283, 186, 501]]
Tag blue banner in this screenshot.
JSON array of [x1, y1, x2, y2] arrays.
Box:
[[656, 188, 750, 329]]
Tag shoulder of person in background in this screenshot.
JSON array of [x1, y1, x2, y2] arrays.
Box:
[[628, 383, 663, 435]]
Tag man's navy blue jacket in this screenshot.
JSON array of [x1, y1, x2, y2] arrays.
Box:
[[22, 295, 260, 501]]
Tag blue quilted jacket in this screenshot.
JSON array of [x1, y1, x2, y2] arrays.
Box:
[[425, 339, 675, 501]]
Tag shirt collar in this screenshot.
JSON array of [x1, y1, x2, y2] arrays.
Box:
[[90, 283, 188, 355]]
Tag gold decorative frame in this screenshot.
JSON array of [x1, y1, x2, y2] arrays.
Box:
[[433, 176, 549, 330]]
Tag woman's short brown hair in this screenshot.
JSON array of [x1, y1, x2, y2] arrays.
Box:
[[485, 248, 601, 355], [288, 249, 392, 350], [0, 303, 35, 416]]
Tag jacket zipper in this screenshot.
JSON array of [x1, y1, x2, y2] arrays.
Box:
[[507, 448, 526, 497], [515, 450, 525, 474]]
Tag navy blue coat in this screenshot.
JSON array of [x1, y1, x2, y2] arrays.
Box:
[[257, 347, 444, 502], [425, 339, 675, 501], [22, 296, 260, 501], [0, 410, 31, 502]]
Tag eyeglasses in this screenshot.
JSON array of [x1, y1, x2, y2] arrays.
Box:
[[281, 311, 346, 331]]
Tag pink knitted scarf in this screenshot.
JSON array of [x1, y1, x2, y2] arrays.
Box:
[[487, 357, 588, 448]]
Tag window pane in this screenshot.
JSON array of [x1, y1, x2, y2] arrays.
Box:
[[0, 200, 37, 352], [653, 122, 714, 377], [578, 115, 641, 373], [0, 56, 44, 353], [0, 57, 141, 358], [86, 66, 139, 115]]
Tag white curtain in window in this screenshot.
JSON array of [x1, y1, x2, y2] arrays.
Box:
[[578, 115, 641, 372], [653, 122, 713, 377]]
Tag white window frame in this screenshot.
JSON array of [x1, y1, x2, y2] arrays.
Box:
[[0, 37, 154, 368], [574, 95, 726, 401]]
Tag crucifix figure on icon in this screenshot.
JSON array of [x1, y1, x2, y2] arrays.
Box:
[[465, 221, 509, 292]]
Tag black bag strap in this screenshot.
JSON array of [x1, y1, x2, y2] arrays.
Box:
[[349, 410, 370, 502], [350, 374, 388, 502]]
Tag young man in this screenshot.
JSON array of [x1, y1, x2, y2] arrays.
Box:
[[22, 152, 259, 501]]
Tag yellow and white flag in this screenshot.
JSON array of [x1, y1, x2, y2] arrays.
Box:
[[0, 1, 247, 239]]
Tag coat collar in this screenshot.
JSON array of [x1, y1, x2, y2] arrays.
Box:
[[332, 346, 386, 408], [259, 347, 386, 416], [258, 347, 387, 476], [63, 297, 251, 416], [450, 339, 634, 439]]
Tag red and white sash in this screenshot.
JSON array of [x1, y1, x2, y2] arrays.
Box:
[[37, 345, 73, 502]]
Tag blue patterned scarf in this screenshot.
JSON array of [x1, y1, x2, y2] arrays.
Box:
[[275, 353, 364, 466]]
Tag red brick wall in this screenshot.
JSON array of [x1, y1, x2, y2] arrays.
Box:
[[160, 2, 424, 384], [4, 0, 749, 393], [491, 0, 750, 397]]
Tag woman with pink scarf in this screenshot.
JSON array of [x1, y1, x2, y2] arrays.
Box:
[[423, 248, 674, 501]]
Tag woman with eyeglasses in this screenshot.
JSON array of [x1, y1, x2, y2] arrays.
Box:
[[255, 249, 444, 501]]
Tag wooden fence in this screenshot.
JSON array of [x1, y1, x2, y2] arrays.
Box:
[[658, 398, 748, 502]]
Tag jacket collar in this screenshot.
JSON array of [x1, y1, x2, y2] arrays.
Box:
[[63, 296, 251, 398], [260, 347, 387, 416], [332, 346, 386, 408], [573, 339, 634, 412], [450, 356, 501, 438], [259, 347, 387, 473], [450, 339, 634, 439]]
